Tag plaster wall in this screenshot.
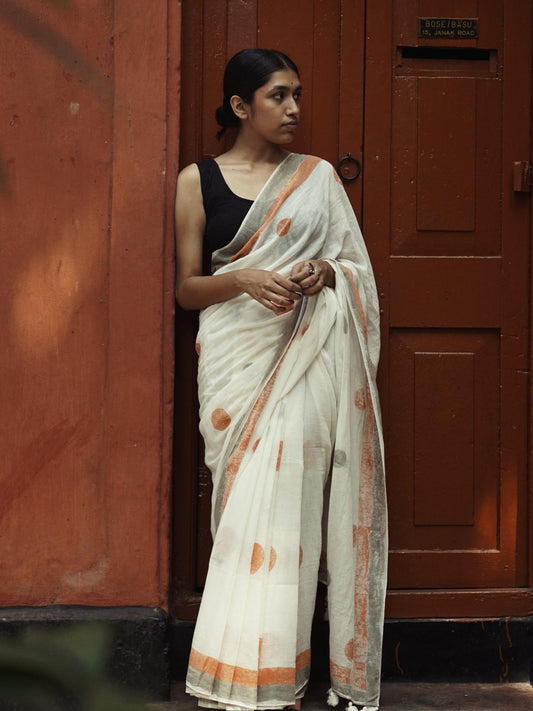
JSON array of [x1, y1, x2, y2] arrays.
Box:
[[0, 0, 176, 609]]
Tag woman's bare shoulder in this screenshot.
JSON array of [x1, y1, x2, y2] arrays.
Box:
[[175, 163, 204, 211], [177, 162, 201, 188]]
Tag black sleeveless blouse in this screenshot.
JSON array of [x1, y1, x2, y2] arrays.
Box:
[[196, 159, 254, 253]]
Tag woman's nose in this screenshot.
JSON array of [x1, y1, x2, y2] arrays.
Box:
[[287, 98, 300, 115]]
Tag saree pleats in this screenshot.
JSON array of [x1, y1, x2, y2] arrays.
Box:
[[186, 154, 387, 710]]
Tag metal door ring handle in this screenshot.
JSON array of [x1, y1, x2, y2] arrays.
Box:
[[337, 154, 361, 182]]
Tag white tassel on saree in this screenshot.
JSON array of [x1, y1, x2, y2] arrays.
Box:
[[186, 154, 388, 710]]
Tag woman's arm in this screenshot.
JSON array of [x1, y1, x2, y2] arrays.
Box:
[[175, 163, 243, 310], [175, 164, 302, 313]]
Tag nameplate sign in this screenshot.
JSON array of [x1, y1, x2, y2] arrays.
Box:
[[419, 18, 479, 39]]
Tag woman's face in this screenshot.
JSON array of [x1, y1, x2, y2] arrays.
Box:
[[243, 69, 302, 144]]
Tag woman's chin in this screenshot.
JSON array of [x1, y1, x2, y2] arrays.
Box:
[[276, 133, 297, 145]]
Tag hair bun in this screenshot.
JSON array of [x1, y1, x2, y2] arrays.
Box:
[[215, 102, 239, 130], [215, 104, 227, 128]]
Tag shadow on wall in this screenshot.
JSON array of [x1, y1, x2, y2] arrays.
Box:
[[0, 0, 113, 197]]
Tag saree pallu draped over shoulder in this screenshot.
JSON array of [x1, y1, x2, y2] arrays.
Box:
[[186, 154, 387, 711]]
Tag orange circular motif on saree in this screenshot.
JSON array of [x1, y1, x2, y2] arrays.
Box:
[[344, 638, 355, 660], [250, 543, 265, 574], [354, 388, 366, 410], [211, 408, 231, 431], [269, 547, 277, 571], [195, 342, 201, 357], [276, 218, 291, 236]]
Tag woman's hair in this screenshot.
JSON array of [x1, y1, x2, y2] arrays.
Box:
[[215, 48, 299, 138]]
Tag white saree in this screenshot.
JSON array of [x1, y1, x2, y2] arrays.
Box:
[[186, 154, 387, 711]]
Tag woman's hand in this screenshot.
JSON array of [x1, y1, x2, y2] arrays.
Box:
[[290, 259, 335, 295], [236, 269, 303, 315]]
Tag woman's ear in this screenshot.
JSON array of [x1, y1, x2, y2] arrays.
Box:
[[230, 95, 249, 121]]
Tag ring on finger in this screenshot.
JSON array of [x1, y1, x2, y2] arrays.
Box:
[[307, 262, 315, 276]]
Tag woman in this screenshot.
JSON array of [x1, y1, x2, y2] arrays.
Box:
[[175, 49, 387, 711]]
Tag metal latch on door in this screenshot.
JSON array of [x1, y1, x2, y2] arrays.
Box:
[[513, 161, 532, 192]]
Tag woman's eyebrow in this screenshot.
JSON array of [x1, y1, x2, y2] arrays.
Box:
[[269, 84, 302, 92]]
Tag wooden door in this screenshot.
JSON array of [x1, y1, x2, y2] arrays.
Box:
[[172, 0, 532, 619], [364, 0, 532, 617]]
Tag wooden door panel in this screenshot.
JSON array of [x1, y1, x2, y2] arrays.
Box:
[[366, 0, 530, 601], [390, 257, 501, 327], [417, 76, 477, 232], [388, 329, 500, 566], [391, 71, 501, 256], [338, 1, 366, 218], [256, 0, 341, 163]]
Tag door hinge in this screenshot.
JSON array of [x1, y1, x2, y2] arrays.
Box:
[[513, 161, 532, 192]]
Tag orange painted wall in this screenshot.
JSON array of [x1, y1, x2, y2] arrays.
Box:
[[0, 1, 177, 608]]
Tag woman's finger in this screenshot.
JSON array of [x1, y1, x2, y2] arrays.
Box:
[[301, 272, 326, 294], [266, 283, 296, 301], [268, 288, 299, 304], [272, 278, 303, 297], [290, 260, 321, 286], [257, 295, 293, 313], [300, 270, 321, 289], [289, 264, 308, 284]]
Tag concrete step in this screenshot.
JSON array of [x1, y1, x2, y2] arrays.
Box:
[[149, 681, 533, 711]]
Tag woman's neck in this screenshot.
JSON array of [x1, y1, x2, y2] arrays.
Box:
[[223, 132, 288, 166]]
